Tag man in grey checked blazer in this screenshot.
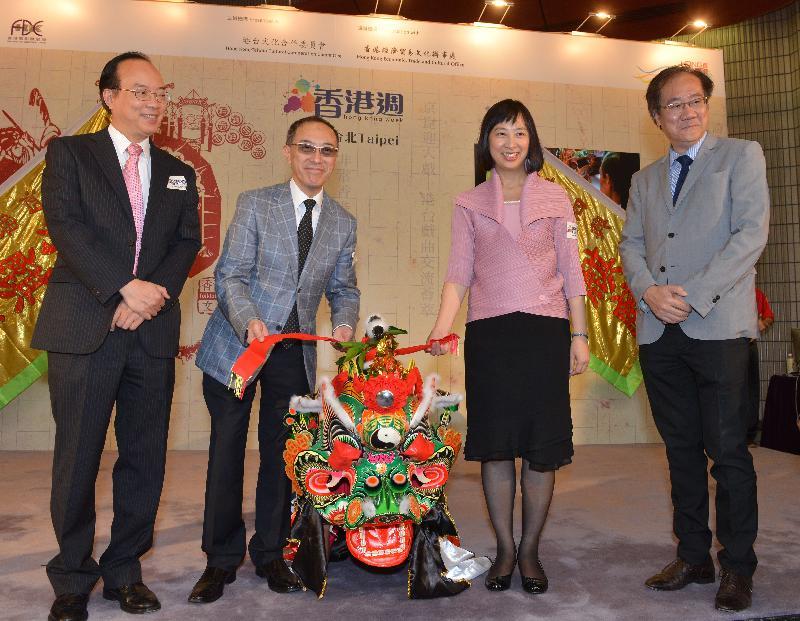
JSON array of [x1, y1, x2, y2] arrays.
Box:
[[620, 65, 769, 614], [190, 116, 359, 602]]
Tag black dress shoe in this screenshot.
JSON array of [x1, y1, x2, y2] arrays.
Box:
[[521, 559, 549, 594], [188, 567, 236, 604], [255, 559, 302, 593], [715, 568, 753, 612], [49, 593, 89, 621], [645, 558, 715, 591], [102, 582, 161, 614]]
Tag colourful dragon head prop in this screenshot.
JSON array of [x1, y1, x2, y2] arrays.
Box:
[[283, 317, 469, 597]]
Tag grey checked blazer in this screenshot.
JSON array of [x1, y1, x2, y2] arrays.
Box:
[[620, 135, 770, 345], [196, 181, 359, 389]]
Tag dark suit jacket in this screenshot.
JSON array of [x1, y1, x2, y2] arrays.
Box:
[[31, 128, 201, 357]]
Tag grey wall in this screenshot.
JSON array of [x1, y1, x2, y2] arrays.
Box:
[[688, 2, 800, 415]]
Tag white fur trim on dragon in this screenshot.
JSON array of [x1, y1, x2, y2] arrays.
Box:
[[289, 395, 322, 413], [319, 377, 357, 434], [409, 373, 438, 430]]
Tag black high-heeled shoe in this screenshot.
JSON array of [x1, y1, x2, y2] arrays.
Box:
[[521, 559, 549, 594], [485, 556, 515, 591], [485, 572, 513, 591]]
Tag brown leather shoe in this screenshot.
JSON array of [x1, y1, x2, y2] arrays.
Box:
[[188, 566, 236, 604], [255, 559, 302, 593], [102, 581, 161, 614], [48, 593, 89, 621], [645, 558, 715, 591], [715, 568, 753, 612]]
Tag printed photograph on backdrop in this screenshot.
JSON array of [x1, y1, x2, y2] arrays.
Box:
[[548, 148, 640, 209]]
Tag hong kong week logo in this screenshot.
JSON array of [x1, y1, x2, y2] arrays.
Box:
[[283, 77, 404, 122]]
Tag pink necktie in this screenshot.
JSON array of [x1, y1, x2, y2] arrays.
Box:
[[123, 142, 144, 274]]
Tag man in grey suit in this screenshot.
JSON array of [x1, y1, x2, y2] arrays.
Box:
[[620, 65, 769, 613], [34, 52, 201, 621], [189, 115, 359, 603]]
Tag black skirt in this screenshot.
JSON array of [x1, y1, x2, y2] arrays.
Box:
[[463, 312, 573, 471]]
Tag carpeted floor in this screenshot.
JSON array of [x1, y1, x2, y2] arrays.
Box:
[[1, 445, 798, 621]]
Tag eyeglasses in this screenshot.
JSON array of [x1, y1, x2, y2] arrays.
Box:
[[289, 142, 339, 157], [116, 87, 171, 103], [660, 96, 708, 115]]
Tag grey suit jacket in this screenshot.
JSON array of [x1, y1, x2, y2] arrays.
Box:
[[620, 135, 769, 345], [196, 181, 360, 389]]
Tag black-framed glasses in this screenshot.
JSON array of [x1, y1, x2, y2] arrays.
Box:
[[289, 142, 339, 157], [660, 96, 708, 115], [117, 87, 171, 103]]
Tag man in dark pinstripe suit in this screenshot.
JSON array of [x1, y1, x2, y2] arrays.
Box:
[[32, 52, 200, 621]]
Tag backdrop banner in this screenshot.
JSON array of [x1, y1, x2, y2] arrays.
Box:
[[0, 106, 109, 406], [1, 0, 724, 92], [0, 0, 727, 413]]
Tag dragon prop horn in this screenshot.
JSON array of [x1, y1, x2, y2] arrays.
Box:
[[409, 373, 438, 430], [319, 377, 357, 434], [290, 395, 322, 413], [430, 393, 463, 411]]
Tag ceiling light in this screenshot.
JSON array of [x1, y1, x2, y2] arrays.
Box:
[[666, 19, 710, 44], [258, 3, 300, 10], [475, 0, 513, 26], [371, 0, 405, 18], [572, 11, 615, 36]]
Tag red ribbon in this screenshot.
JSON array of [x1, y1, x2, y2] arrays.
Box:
[[228, 332, 460, 399]]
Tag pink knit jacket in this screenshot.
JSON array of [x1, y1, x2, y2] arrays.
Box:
[[445, 171, 586, 323]]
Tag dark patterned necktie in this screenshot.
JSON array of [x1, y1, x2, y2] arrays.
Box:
[[282, 198, 316, 342], [672, 154, 693, 205]]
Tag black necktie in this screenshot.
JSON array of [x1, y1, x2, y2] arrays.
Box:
[[672, 154, 693, 205], [282, 198, 316, 342]]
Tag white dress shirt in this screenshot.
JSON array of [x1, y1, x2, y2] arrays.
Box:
[[108, 124, 152, 215], [668, 132, 707, 195], [289, 178, 323, 233], [288, 178, 353, 335]]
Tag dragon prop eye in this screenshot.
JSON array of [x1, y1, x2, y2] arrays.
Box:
[[371, 427, 401, 450], [392, 472, 407, 485], [376, 389, 395, 408], [410, 464, 449, 490], [365, 475, 381, 489], [306, 470, 353, 496]]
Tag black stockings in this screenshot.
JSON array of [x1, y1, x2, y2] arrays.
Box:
[[519, 460, 554, 579], [480, 459, 555, 580], [481, 460, 517, 578]]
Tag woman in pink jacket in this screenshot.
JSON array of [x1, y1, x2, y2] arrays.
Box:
[[428, 99, 589, 594]]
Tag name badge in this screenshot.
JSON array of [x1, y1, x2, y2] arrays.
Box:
[[566, 221, 578, 239], [167, 175, 187, 190]]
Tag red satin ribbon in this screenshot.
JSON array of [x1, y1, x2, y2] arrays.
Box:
[[228, 332, 460, 399], [376, 333, 460, 358]]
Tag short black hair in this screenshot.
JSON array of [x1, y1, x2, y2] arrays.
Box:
[[600, 152, 639, 209], [476, 99, 544, 174], [98, 51, 151, 113], [645, 64, 714, 121], [286, 115, 340, 146]]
